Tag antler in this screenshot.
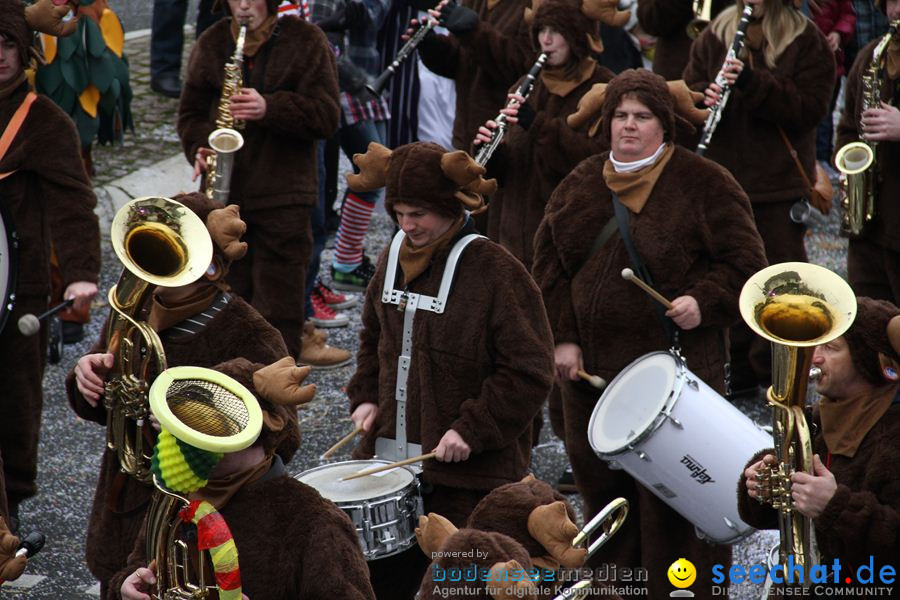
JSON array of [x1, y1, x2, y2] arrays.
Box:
[[440, 151, 498, 196], [24, 0, 79, 37], [666, 80, 709, 125], [581, 0, 631, 28], [566, 82, 606, 133], [346, 142, 393, 192]]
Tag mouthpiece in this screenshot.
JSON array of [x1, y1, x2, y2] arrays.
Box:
[[17, 314, 40, 337], [621, 268, 634, 280]]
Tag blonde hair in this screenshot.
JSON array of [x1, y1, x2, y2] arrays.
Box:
[[709, 1, 808, 69]]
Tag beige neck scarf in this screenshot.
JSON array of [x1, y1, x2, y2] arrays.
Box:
[[819, 384, 896, 458], [540, 57, 596, 98], [602, 143, 675, 214], [398, 216, 466, 285], [0, 72, 26, 101]]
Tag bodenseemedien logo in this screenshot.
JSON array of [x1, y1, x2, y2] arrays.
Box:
[[669, 558, 697, 597]]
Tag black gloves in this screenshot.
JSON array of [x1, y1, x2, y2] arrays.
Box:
[[439, 3, 479, 35], [516, 103, 536, 130]]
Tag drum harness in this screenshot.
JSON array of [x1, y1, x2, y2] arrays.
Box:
[[375, 228, 485, 465]]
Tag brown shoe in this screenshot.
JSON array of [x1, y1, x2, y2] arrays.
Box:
[[298, 321, 352, 370]]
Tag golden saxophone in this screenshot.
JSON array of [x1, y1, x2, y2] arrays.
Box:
[[205, 22, 248, 203], [834, 21, 899, 236], [739, 263, 857, 587], [103, 197, 214, 483]]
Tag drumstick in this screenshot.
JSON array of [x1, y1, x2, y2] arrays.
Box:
[[621, 268, 674, 310], [321, 424, 364, 460], [576, 370, 606, 390], [340, 452, 438, 481]]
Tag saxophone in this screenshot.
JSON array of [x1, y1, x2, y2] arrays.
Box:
[[205, 22, 248, 203], [103, 197, 214, 483], [834, 21, 899, 236], [739, 263, 857, 589]]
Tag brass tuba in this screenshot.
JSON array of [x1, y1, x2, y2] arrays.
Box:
[[145, 365, 262, 600], [834, 21, 899, 236], [205, 22, 248, 203], [739, 263, 856, 585], [104, 197, 214, 483], [687, 0, 713, 38]]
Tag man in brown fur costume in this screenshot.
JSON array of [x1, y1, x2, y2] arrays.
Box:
[[68, 192, 300, 599], [114, 357, 375, 600], [532, 69, 767, 600], [739, 296, 900, 592], [683, 0, 835, 391], [835, 0, 900, 305], [345, 141, 554, 598], [0, 0, 100, 530], [178, 0, 339, 359]]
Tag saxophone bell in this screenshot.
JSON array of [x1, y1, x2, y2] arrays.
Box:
[[206, 128, 245, 204], [835, 141, 875, 236]]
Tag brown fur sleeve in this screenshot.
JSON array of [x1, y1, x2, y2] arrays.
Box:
[[258, 20, 340, 141], [834, 39, 870, 155], [461, 18, 534, 89], [682, 26, 719, 95], [736, 448, 779, 530], [177, 27, 222, 163], [346, 250, 389, 412], [449, 244, 554, 454], [534, 113, 610, 179], [418, 32, 463, 80], [733, 24, 835, 130]]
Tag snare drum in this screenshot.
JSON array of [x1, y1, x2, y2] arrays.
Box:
[[0, 202, 17, 334], [296, 460, 423, 560], [587, 351, 773, 544]]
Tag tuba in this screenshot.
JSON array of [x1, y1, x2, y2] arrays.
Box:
[[834, 21, 899, 236], [104, 197, 214, 483], [145, 365, 262, 600], [205, 22, 248, 203], [739, 263, 856, 585]]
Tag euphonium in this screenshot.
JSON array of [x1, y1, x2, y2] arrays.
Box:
[[739, 263, 857, 586], [145, 366, 262, 600], [205, 22, 248, 203], [834, 21, 899, 236], [687, 0, 713, 39], [104, 197, 214, 483]]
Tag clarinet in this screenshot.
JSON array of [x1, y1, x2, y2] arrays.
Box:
[[695, 4, 753, 157], [474, 52, 548, 166], [367, 18, 440, 97]]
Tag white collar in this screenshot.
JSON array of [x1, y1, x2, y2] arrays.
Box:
[[609, 143, 668, 173]]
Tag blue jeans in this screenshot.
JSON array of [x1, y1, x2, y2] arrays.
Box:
[[305, 140, 328, 320], [150, 0, 221, 79]]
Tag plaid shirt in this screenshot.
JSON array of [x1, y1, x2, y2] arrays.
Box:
[[310, 0, 391, 125], [848, 0, 890, 66]]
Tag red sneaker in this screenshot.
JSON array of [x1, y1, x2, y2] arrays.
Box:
[[310, 290, 350, 328], [316, 280, 358, 309]]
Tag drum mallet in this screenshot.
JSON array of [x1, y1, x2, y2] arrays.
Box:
[[17, 299, 74, 336], [576, 370, 606, 390], [321, 424, 364, 460], [341, 452, 438, 481], [0, 531, 46, 585], [621, 268, 674, 310]]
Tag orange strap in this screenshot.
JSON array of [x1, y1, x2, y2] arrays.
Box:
[[0, 91, 38, 181]]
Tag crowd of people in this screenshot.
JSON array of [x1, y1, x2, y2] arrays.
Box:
[[0, 0, 897, 598]]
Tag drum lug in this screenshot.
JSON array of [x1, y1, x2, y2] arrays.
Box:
[[636, 450, 651, 462], [607, 460, 624, 470], [687, 378, 699, 391], [666, 414, 684, 429], [723, 516, 738, 531]]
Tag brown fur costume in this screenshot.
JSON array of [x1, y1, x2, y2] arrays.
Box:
[[532, 145, 767, 600], [177, 16, 339, 356], [0, 13, 100, 510], [109, 456, 375, 600], [418, 0, 534, 150], [67, 289, 295, 597], [837, 38, 900, 303], [484, 0, 614, 270], [636, 0, 732, 81]]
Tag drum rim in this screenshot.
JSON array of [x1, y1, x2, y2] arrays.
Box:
[[295, 459, 417, 501], [588, 351, 687, 456], [0, 200, 18, 335]]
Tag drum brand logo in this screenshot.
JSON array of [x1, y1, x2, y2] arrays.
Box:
[[680, 454, 716, 484]]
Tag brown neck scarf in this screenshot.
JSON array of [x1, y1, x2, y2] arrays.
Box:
[[819, 384, 897, 458], [0, 72, 26, 101], [602, 143, 675, 214], [398, 216, 466, 285], [147, 283, 219, 333], [190, 454, 273, 510], [231, 14, 278, 58], [886, 38, 900, 81], [540, 57, 596, 98]]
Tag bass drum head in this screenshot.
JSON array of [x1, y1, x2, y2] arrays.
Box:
[[297, 460, 415, 502], [0, 202, 15, 334], [588, 352, 678, 455]]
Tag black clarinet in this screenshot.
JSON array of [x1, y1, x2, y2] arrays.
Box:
[[367, 18, 439, 97], [696, 4, 753, 156], [474, 52, 548, 166]]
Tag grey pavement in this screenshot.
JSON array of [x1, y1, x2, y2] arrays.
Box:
[[3, 21, 850, 600]]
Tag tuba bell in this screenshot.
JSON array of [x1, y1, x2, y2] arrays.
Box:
[[738, 263, 856, 586], [145, 365, 262, 600], [687, 0, 713, 38], [104, 197, 214, 483]]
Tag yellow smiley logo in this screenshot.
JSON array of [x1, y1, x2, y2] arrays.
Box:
[[668, 558, 697, 588]]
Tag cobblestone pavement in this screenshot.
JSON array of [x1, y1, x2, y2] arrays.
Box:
[[4, 27, 851, 600]]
